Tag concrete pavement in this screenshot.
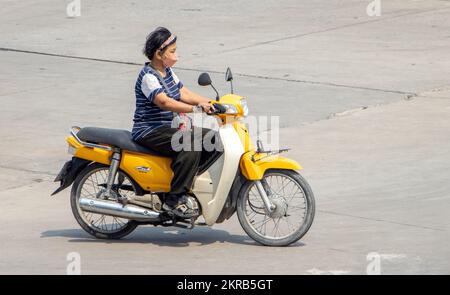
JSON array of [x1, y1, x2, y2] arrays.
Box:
[[0, 0, 449, 274]]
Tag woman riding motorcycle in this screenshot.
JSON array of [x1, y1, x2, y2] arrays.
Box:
[[132, 27, 221, 218]]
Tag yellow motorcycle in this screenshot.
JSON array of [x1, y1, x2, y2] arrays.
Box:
[[52, 68, 315, 246]]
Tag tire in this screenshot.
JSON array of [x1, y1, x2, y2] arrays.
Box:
[[237, 169, 315, 246], [70, 163, 138, 239]]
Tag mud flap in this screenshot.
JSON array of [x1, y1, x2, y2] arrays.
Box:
[[51, 157, 91, 196]]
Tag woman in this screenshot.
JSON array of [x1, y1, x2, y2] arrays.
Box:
[[132, 27, 221, 218]]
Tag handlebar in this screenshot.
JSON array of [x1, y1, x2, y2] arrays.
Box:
[[210, 103, 227, 114], [202, 103, 227, 115]]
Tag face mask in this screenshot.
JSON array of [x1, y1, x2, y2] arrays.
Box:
[[162, 54, 177, 68]]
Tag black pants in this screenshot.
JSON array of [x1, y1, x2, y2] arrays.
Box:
[[137, 126, 222, 198]]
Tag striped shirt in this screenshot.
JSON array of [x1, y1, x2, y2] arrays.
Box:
[[131, 63, 184, 140]]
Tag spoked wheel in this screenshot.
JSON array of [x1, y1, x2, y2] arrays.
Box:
[[70, 163, 138, 239], [237, 169, 315, 246]]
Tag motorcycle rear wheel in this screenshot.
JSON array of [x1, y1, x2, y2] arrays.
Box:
[[70, 163, 138, 239]]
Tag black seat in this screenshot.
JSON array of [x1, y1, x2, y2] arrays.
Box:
[[77, 127, 163, 156]]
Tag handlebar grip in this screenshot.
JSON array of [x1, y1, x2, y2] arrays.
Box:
[[212, 103, 227, 114]]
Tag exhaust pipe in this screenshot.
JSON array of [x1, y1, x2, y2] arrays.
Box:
[[79, 197, 160, 222]]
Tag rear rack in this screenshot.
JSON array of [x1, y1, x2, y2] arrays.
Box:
[[70, 126, 113, 151]]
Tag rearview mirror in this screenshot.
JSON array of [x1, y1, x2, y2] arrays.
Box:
[[225, 67, 233, 82], [225, 67, 234, 94], [198, 73, 212, 86], [198, 72, 219, 100]]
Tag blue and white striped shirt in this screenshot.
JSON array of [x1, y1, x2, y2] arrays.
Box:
[[131, 63, 184, 140]]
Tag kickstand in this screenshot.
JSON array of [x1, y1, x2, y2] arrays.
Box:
[[188, 217, 196, 229], [172, 216, 197, 230]]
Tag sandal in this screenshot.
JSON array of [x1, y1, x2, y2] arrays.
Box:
[[162, 202, 198, 218]]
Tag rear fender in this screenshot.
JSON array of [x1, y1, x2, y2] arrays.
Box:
[[51, 157, 91, 196]]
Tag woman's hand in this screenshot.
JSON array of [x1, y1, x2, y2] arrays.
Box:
[[198, 102, 215, 114]]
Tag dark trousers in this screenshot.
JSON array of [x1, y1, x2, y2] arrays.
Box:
[[137, 126, 222, 198]]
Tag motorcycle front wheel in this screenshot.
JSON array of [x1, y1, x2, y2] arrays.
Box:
[[237, 169, 315, 246]]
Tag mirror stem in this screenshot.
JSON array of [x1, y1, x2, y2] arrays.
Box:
[[211, 84, 220, 101]]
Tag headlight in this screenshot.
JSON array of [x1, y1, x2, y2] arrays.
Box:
[[221, 104, 239, 114], [240, 98, 249, 117]]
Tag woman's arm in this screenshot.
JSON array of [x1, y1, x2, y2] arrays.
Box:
[[154, 89, 215, 113], [154, 92, 194, 113], [180, 86, 211, 105]]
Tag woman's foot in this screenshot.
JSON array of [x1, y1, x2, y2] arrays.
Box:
[[162, 202, 197, 218], [162, 193, 199, 218]]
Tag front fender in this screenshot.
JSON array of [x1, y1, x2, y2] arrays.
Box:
[[240, 151, 302, 180]]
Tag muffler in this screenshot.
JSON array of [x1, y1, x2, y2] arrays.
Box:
[[79, 197, 161, 222]]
